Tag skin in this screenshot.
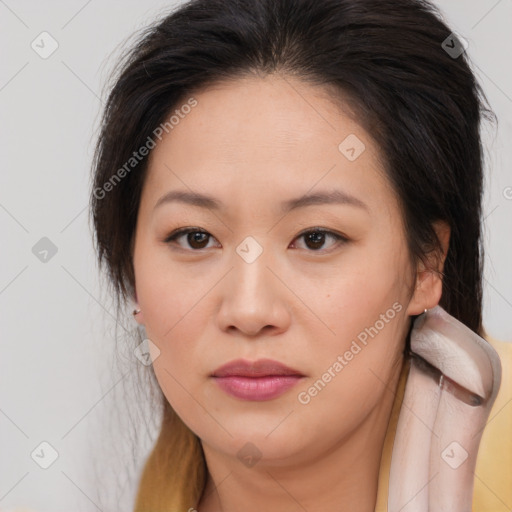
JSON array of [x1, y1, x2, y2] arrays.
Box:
[[132, 73, 450, 512]]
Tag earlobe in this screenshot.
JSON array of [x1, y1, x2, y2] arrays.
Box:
[[133, 307, 144, 324], [132, 293, 144, 324], [406, 270, 443, 316], [406, 220, 451, 316], [132, 287, 144, 323]]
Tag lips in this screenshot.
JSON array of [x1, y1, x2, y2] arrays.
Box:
[[211, 358, 304, 378], [210, 358, 305, 401]]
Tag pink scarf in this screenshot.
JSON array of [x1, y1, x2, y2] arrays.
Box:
[[388, 306, 502, 511]]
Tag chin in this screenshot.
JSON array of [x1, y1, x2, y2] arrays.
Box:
[[201, 422, 307, 464]]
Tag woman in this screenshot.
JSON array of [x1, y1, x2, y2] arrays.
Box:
[[90, 0, 512, 510]]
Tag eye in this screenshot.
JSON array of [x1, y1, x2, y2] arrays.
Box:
[[164, 227, 348, 252], [290, 228, 348, 252], [164, 227, 219, 250]]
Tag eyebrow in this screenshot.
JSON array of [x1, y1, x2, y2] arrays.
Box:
[[153, 189, 370, 214]]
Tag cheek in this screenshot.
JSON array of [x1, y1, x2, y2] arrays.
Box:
[[134, 245, 214, 408], [314, 279, 406, 388], [142, 280, 209, 377], [146, 301, 211, 428], [135, 240, 210, 338], [307, 240, 410, 399], [310, 249, 409, 346], [294, 288, 408, 444]]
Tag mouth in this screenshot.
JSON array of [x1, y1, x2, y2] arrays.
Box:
[[210, 358, 305, 401]]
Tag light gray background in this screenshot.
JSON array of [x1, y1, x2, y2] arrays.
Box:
[[1, 1, 511, 510]]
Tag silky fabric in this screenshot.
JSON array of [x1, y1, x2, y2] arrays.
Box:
[[376, 335, 512, 511]]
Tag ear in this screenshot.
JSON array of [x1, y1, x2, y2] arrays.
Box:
[[406, 220, 451, 316], [130, 237, 146, 324], [133, 289, 145, 325], [134, 310, 145, 325]]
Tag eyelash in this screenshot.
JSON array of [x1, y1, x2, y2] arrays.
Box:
[[163, 227, 349, 253]]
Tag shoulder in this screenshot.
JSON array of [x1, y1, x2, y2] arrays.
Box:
[[473, 334, 512, 511]]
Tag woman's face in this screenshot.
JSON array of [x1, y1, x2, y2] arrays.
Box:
[[133, 74, 430, 466]]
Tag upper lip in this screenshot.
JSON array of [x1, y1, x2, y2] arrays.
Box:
[[211, 358, 304, 378]]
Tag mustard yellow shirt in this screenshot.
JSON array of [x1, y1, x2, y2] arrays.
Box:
[[375, 335, 512, 511]]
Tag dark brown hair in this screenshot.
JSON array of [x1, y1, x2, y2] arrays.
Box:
[[89, 0, 495, 508]]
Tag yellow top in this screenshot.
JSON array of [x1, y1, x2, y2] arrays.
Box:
[[375, 335, 512, 511]]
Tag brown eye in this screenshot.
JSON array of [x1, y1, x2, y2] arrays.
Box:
[[164, 227, 348, 253], [304, 231, 326, 250], [164, 228, 217, 250], [186, 231, 210, 249], [291, 228, 348, 252]]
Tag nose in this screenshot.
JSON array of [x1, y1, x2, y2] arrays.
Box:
[[215, 244, 291, 338]]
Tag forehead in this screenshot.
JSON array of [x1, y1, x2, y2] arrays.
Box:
[[142, 74, 398, 219], [153, 75, 369, 161]]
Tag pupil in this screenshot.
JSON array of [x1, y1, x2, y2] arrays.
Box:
[[189, 232, 207, 248], [307, 231, 324, 249]]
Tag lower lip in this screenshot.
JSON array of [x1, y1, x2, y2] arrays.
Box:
[[212, 375, 303, 401]]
